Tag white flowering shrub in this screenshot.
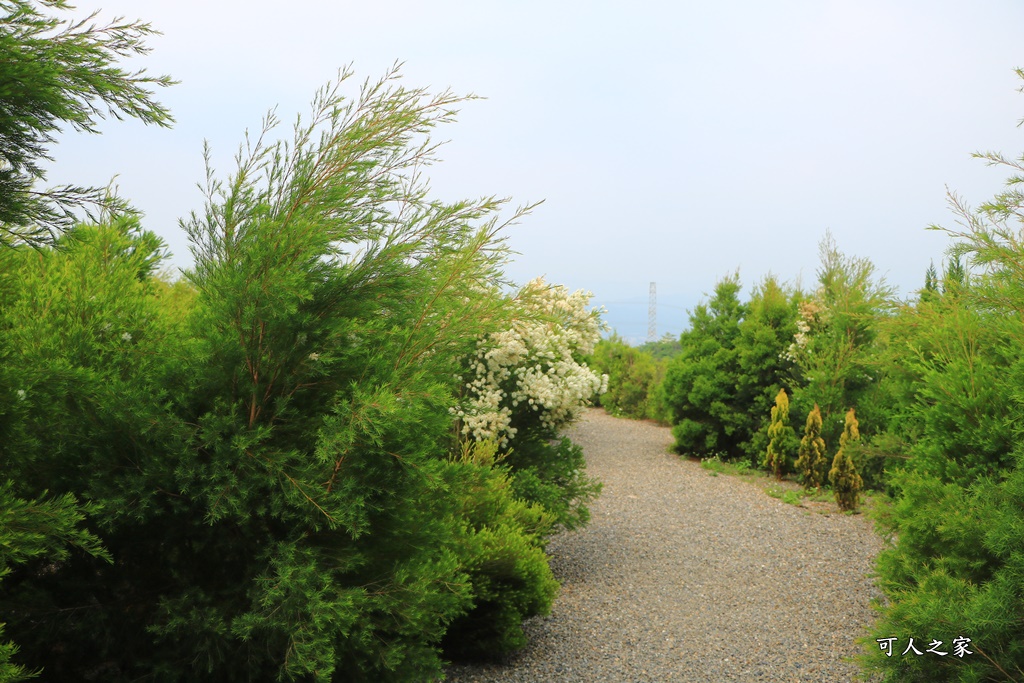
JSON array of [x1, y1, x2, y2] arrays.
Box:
[[455, 277, 608, 447], [782, 297, 826, 363]]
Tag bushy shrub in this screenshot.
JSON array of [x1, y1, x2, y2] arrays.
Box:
[[662, 273, 798, 462], [440, 440, 558, 660], [456, 277, 607, 447], [502, 436, 602, 534], [452, 275, 605, 543], [734, 276, 800, 461], [863, 459, 1024, 681], [764, 388, 795, 479], [441, 279, 607, 657], [829, 408, 863, 511], [661, 273, 746, 458], [794, 404, 828, 489], [589, 336, 665, 420]]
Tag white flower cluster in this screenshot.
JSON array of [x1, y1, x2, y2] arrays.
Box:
[[783, 298, 825, 362], [455, 277, 608, 446]]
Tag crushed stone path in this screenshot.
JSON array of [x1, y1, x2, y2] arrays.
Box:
[[444, 408, 885, 682]]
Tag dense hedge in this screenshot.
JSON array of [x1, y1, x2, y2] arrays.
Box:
[[588, 335, 668, 421]]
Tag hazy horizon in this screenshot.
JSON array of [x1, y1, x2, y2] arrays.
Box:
[[42, 1, 1024, 344]]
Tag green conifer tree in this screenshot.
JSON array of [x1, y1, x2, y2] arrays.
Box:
[[764, 388, 794, 479], [921, 261, 939, 303], [795, 404, 828, 489], [943, 255, 967, 296], [829, 408, 863, 511], [0, 0, 174, 248]]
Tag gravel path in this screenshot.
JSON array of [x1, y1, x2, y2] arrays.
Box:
[[444, 408, 885, 682]]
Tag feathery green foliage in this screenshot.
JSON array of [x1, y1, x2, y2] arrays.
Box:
[[787, 233, 893, 450], [862, 70, 1024, 681], [0, 0, 174, 248]]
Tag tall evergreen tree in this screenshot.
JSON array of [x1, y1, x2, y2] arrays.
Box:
[[921, 260, 939, 303], [942, 255, 967, 296], [661, 272, 747, 458]]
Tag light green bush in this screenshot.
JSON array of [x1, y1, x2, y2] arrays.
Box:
[[590, 336, 665, 420]]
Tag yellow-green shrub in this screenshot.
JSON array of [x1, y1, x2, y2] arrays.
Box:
[[829, 408, 863, 511], [764, 388, 795, 479], [795, 404, 828, 489]]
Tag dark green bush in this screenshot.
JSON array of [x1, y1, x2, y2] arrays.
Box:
[[661, 274, 797, 462], [661, 274, 746, 459], [503, 436, 602, 534], [440, 442, 558, 660]]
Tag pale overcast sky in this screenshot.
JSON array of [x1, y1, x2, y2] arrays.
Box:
[[46, 1, 1024, 343]]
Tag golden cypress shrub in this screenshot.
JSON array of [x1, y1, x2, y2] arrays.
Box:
[[795, 404, 828, 489], [829, 408, 863, 511], [764, 388, 793, 479]]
